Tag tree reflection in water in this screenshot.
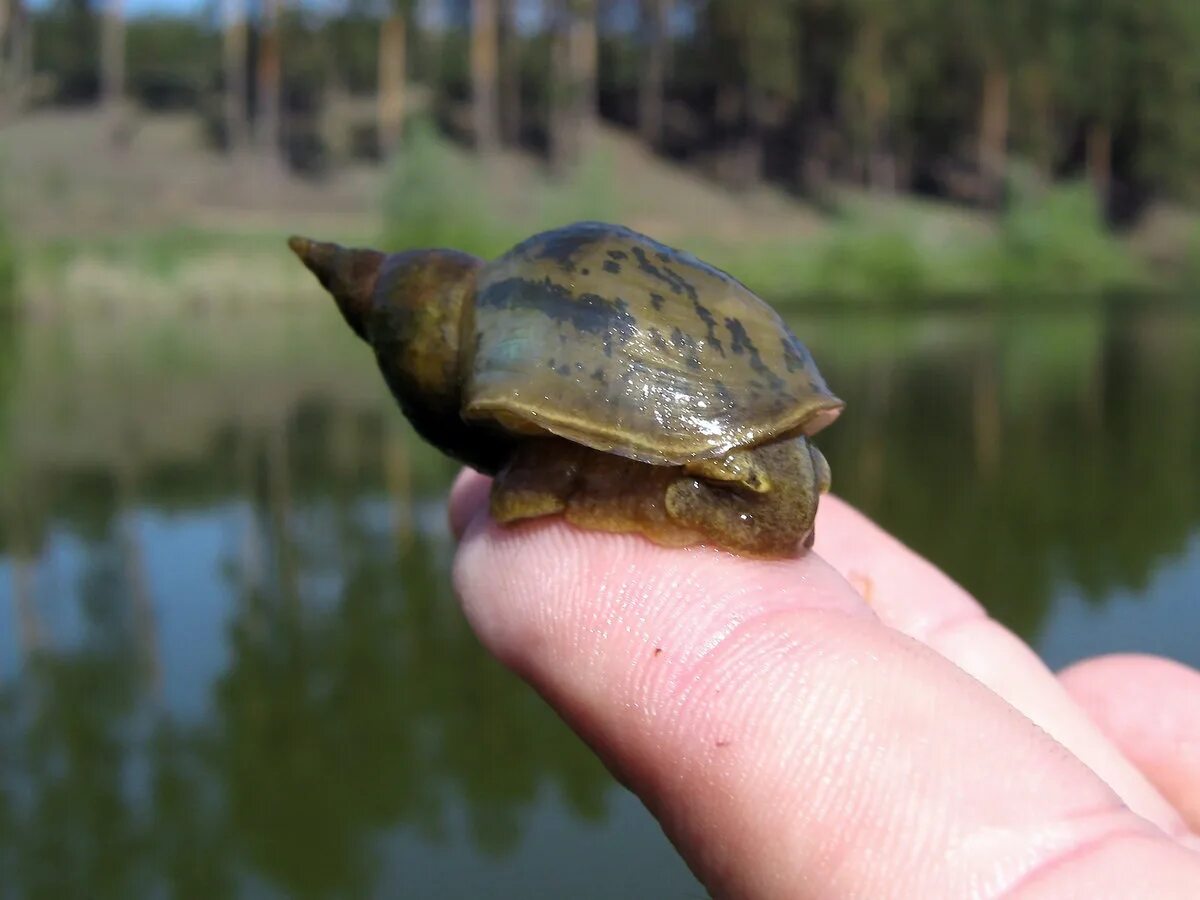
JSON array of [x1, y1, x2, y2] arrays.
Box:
[[0, 303, 1196, 897]]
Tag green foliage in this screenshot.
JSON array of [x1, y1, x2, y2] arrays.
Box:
[[0, 202, 16, 484], [126, 17, 219, 109], [810, 221, 930, 302], [1185, 224, 1200, 287], [0, 182, 18, 307], [381, 119, 620, 256], [23, 0, 1200, 209], [323, 12, 389, 96], [0, 234, 15, 307], [537, 147, 619, 227], [380, 117, 511, 257], [30, 0, 100, 102], [988, 181, 1142, 294], [15, 1, 1200, 299], [696, 185, 1150, 303]]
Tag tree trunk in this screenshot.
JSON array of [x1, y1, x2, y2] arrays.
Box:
[[549, 0, 597, 174], [549, 13, 569, 171], [222, 0, 249, 154], [100, 0, 127, 142], [377, 12, 406, 157], [471, 0, 499, 153], [798, 119, 836, 205], [0, 0, 12, 120], [0, 0, 9, 80], [7, 0, 32, 116], [1086, 120, 1112, 216], [712, 81, 743, 186], [499, 0, 522, 145], [1028, 62, 1054, 179], [856, 18, 892, 192], [255, 0, 283, 160], [571, 0, 597, 149], [420, 0, 445, 95], [638, 0, 670, 150], [978, 63, 1009, 207], [737, 87, 767, 187]]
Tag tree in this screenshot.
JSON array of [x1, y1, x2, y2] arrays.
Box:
[[0, 0, 31, 119], [548, 0, 597, 173], [471, 0, 499, 152], [0, 0, 10, 117], [222, 0, 249, 153], [947, 0, 1041, 205], [100, 0, 126, 140], [1119, 0, 1200, 204], [1052, 0, 1135, 210], [638, 0, 671, 150], [498, 0, 521, 145], [255, 0, 283, 159], [837, 0, 933, 192], [378, 3, 410, 157], [706, 0, 800, 187]]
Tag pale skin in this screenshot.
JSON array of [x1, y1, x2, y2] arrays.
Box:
[[450, 472, 1200, 899]]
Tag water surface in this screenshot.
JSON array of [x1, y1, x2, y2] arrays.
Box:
[[0, 299, 1197, 898]]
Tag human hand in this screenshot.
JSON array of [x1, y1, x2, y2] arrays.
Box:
[[449, 470, 1200, 898]]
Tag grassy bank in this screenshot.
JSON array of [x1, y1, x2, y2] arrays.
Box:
[[379, 123, 1165, 302], [0, 174, 17, 307], [9, 113, 1197, 308], [16, 192, 1187, 312]]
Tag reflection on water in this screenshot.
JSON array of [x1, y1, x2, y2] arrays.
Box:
[[0, 299, 1197, 898]]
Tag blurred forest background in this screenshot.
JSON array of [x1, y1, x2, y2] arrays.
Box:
[[1, 0, 1199, 306], [2, 7, 1200, 897]]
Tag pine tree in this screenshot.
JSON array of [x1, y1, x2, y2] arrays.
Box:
[[256, 0, 284, 160], [378, 2, 410, 157], [498, 0, 522, 145], [638, 0, 671, 150], [471, 0, 499, 152], [100, 0, 126, 141], [548, 0, 597, 173], [223, 0, 249, 153]]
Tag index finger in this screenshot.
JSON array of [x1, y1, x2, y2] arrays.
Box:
[[450, 472, 1200, 899], [815, 495, 1190, 838]]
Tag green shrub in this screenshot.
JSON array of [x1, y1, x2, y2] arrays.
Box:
[[810, 224, 931, 302], [988, 181, 1143, 294], [536, 148, 619, 228], [1186, 223, 1200, 288], [380, 118, 624, 259], [380, 117, 511, 258], [0, 188, 17, 305]]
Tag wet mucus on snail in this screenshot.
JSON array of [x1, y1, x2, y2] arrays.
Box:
[[289, 221, 843, 557]]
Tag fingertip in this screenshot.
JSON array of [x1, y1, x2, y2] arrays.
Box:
[[450, 514, 1166, 898], [1060, 654, 1200, 834], [451, 509, 872, 688], [448, 468, 492, 541]]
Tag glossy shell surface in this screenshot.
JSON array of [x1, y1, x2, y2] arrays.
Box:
[[462, 222, 843, 465]]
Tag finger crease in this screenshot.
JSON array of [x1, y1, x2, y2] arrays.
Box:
[[995, 826, 1163, 899]]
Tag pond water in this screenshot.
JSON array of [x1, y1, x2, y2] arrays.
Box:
[[0, 298, 1197, 898]]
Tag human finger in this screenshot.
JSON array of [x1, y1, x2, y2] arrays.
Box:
[[1060, 654, 1200, 835], [451, 486, 1200, 899], [814, 495, 1188, 837]]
